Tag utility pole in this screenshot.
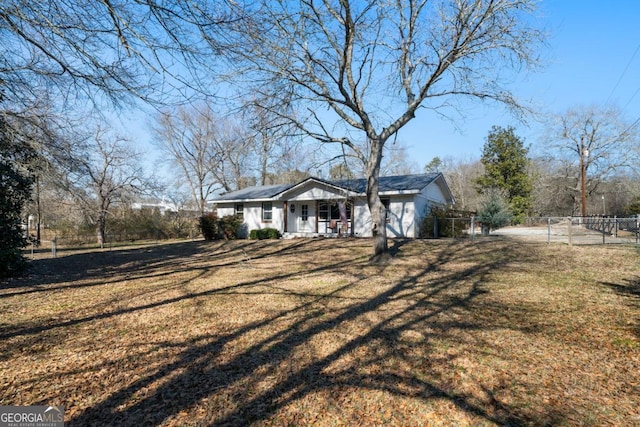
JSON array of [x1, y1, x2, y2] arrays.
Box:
[[580, 136, 588, 218]]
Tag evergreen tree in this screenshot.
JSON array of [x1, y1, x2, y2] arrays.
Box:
[[476, 126, 533, 223], [0, 116, 35, 278], [424, 156, 443, 174], [477, 190, 513, 233]]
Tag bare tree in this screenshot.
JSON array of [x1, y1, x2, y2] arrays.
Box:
[[152, 104, 255, 214], [379, 143, 420, 176], [1, 0, 239, 111], [242, 97, 303, 185], [439, 155, 484, 212], [62, 127, 147, 246], [214, 0, 544, 259], [541, 105, 639, 215], [1, 0, 240, 270]]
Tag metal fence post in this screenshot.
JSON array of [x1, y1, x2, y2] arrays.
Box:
[[470, 216, 475, 241], [568, 217, 573, 246], [602, 216, 606, 245], [51, 236, 57, 258], [547, 217, 551, 244]]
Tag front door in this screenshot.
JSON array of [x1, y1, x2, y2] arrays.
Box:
[[287, 202, 314, 233]]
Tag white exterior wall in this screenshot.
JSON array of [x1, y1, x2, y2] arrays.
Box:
[[287, 201, 316, 233], [216, 202, 284, 235], [413, 180, 451, 236], [423, 180, 449, 205], [217, 206, 235, 217], [352, 195, 417, 238], [387, 195, 417, 238], [415, 181, 449, 217], [352, 198, 371, 237]]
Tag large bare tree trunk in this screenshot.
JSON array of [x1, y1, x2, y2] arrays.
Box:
[[365, 138, 388, 262], [209, 0, 543, 259], [96, 213, 106, 248]]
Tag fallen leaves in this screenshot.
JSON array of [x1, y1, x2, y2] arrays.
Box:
[[0, 239, 639, 426]]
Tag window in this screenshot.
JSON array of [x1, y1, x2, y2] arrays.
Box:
[[301, 204, 309, 221], [235, 203, 244, 219], [319, 201, 351, 220], [381, 198, 391, 223], [319, 202, 329, 221], [262, 202, 272, 222]]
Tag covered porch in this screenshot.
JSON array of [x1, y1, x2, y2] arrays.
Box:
[[283, 199, 354, 237]]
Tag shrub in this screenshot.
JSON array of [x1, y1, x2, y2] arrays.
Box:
[[199, 213, 218, 241], [624, 197, 640, 216], [218, 215, 244, 240], [249, 228, 281, 240], [418, 207, 469, 239], [0, 148, 33, 278], [477, 191, 512, 233]]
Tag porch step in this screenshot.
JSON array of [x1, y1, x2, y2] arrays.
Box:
[[283, 232, 343, 239]]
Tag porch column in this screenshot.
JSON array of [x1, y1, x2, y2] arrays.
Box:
[[315, 200, 319, 233], [283, 201, 288, 233], [350, 201, 355, 236]]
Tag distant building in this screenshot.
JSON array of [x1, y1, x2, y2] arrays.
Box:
[[131, 199, 178, 215]]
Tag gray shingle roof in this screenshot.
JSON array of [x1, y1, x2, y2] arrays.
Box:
[[211, 183, 293, 202], [210, 173, 441, 202], [329, 173, 439, 193]]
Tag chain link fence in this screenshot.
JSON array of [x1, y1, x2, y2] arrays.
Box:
[[432, 215, 640, 245], [24, 225, 201, 259], [25, 214, 640, 260]]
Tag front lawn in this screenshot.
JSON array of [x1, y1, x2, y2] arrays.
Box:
[[1, 238, 639, 426]]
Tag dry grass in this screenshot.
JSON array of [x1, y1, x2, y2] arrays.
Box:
[[1, 238, 639, 426]]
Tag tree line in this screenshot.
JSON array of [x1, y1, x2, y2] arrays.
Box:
[[432, 107, 640, 224], [3, 0, 635, 278]]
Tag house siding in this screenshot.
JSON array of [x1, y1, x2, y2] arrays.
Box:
[[209, 174, 454, 239], [215, 202, 284, 235], [351, 195, 417, 238]]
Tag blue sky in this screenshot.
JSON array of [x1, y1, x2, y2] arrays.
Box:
[[123, 1, 640, 176], [399, 0, 640, 166]]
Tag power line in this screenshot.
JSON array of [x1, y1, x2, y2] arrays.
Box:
[[622, 86, 640, 112], [605, 43, 640, 105]]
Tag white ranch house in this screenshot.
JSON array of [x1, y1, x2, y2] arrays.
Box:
[[208, 173, 455, 238]]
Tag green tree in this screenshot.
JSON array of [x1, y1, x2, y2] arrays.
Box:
[[477, 190, 512, 233], [424, 157, 443, 174], [624, 197, 640, 216], [0, 116, 35, 278], [476, 126, 533, 223]]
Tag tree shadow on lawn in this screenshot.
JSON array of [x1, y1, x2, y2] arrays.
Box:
[[1, 238, 321, 297], [600, 276, 640, 339], [0, 239, 350, 365], [57, 239, 566, 426], [0, 239, 363, 347]]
